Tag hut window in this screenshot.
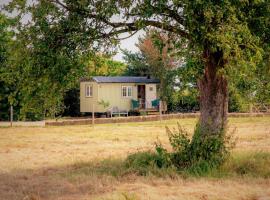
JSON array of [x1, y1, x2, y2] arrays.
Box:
[[85, 84, 93, 97], [122, 86, 132, 97], [149, 86, 153, 91]]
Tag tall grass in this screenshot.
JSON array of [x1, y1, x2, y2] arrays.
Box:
[[217, 152, 270, 178], [61, 151, 270, 181]]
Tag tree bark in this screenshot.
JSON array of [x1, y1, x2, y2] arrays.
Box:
[[198, 50, 228, 135]]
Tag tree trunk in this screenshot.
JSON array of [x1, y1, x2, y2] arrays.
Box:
[[198, 50, 228, 135]]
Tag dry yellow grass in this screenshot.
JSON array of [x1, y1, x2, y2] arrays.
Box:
[[0, 117, 269, 200]]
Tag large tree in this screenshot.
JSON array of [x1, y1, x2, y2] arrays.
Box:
[[38, 0, 267, 136]]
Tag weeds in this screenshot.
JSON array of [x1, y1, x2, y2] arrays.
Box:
[[125, 151, 177, 177], [220, 152, 270, 178], [126, 123, 237, 176], [62, 150, 270, 180]]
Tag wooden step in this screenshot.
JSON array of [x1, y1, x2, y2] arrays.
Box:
[[147, 113, 159, 116], [139, 108, 158, 112], [138, 108, 160, 115], [147, 111, 160, 115]]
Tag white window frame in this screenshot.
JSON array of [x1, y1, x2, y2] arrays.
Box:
[[85, 84, 93, 97], [122, 86, 132, 98]]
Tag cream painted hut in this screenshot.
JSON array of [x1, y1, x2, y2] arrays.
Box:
[[80, 76, 161, 114]]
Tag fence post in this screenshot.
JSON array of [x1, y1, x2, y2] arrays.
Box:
[[159, 100, 162, 122], [92, 104, 95, 126], [10, 105, 13, 127]]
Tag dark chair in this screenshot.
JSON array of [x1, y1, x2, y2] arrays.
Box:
[[151, 99, 160, 108], [131, 99, 139, 110]]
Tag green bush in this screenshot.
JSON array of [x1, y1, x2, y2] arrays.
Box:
[[125, 151, 167, 175], [124, 151, 178, 177], [184, 125, 235, 174], [125, 123, 235, 176], [228, 89, 251, 112]]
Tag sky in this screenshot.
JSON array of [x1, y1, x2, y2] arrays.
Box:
[[0, 0, 141, 62], [113, 31, 143, 61]]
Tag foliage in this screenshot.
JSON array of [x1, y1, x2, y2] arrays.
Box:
[[168, 124, 234, 173], [123, 44, 201, 112], [169, 89, 199, 113], [0, 13, 18, 120], [62, 89, 81, 117], [61, 150, 270, 179], [123, 28, 269, 113], [123, 36, 194, 113], [38, 0, 268, 71], [252, 46, 270, 105], [1, 1, 91, 119], [122, 50, 150, 76], [86, 53, 126, 76], [124, 150, 270, 178], [168, 56, 202, 112], [125, 151, 164, 176], [126, 123, 235, 175], [125, 151, 178, 177], [123, 30, 177, 103], [1, 1, 125, 120], [0, 14, 12, 65], [98, 99, 110, 109]]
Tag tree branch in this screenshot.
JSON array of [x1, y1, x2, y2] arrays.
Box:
[[150, 4, 184, 25], [50, 0, 190, 39]]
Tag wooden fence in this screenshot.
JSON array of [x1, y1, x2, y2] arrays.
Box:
[[45, 112, 270, 126]]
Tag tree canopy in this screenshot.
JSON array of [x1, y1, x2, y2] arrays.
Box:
[[1, 2, 126, 119], [0, 14, 14, 120]]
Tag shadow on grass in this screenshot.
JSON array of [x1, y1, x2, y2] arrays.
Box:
[[0, 151, 270, 200]]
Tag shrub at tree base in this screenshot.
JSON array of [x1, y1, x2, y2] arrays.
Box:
[[126, 123, 235, 175]]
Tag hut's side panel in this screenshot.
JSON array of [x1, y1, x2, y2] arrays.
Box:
[[97, 83, 138, 112], [80, 81, 99, 113]]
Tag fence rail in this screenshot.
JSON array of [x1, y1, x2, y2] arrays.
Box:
[[1, 112, 269, 127], [45, 112, 270, 126], [250, 104, 270, 113]]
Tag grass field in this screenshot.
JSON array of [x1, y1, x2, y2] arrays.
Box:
[[0, 117, 270, 200]]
